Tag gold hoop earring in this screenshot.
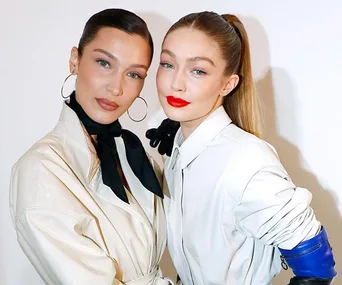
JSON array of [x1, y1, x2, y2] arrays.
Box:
[[61, 73, 76, 99], [127, 96, 148, 122]]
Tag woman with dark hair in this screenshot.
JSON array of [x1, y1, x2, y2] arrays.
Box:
[[10, 8, 172, 285]]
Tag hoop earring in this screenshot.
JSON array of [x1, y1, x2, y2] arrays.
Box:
[[61, 73, 76, 99], [127, 96, 148, 122]]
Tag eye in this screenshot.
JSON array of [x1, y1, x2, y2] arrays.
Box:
[[127, 72, 143, 79], [96, 59, 110, 68], [160, 62, 174, 69], [192, 69, 206, 76]]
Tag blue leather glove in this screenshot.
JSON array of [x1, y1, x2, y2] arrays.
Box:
[[145, 119, 180, 156], [279, 226, 336, 285]]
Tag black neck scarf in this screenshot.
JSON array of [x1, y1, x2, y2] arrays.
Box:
[[67, 92, 163, 203]]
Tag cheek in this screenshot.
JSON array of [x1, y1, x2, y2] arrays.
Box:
[[188, 79, 221, 101], [156, 69, 169, 93], [122, 80, 144, 104], [187, 80, 207, 100], [77, 62, 103, 90]]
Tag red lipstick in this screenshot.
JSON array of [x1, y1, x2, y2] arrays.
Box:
[[166, 96, 190, 108], [96, 98, 119, 111]]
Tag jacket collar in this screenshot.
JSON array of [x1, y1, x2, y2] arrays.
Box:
[[53, 102, 98, 186], [170, 106, 232, 169]]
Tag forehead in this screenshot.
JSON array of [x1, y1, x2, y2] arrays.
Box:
[[84, 27, 151, 66], [163, 27, 221, 60]]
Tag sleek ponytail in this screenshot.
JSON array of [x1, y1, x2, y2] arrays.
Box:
[[221, 14, 261, 137]]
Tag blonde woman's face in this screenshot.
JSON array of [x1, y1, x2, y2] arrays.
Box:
[[156, 27, 236, 125]]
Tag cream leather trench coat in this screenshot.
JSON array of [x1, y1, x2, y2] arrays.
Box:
[[9, 103, 172, 285]]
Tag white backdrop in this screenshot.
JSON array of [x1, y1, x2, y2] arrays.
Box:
[[1, 0, 341, 284]]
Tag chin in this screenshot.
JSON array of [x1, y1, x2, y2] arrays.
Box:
[[163, 105, 189, 122], [88, 111, 120, 125]]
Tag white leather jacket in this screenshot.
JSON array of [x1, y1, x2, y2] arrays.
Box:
[[163, 106, 320, 285]]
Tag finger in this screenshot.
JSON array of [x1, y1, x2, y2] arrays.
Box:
[[145, 128, 156, 139], [154, 123, 167, 139], [145, 129, 161, 148], [158, 140, 167, 156], [150, 135, 161, 148], [165, 140, 174, 157]]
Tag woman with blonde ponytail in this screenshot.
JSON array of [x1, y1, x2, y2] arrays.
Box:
[[146, 11, 336, 285]]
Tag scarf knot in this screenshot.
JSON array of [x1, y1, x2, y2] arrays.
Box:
[[67, 92, 163, 203]]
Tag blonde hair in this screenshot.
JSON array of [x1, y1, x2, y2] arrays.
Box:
[[166, 12, 262, 137]]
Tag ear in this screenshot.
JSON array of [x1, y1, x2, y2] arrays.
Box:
[[69, 47, 79, 74], [220, 74, 240, 97]]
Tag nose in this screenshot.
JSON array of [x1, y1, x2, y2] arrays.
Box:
[[106, 74, 124, 96], [170, 69, 186, 92]]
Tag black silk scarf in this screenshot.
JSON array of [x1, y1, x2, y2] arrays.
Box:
[[67, 92, 163, 203]]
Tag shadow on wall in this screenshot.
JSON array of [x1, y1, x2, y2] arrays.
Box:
[[244, 17, 341, 284]]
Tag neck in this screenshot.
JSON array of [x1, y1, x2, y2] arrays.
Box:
[[180, 119, 202, 140], [181, 105, 221, 140]]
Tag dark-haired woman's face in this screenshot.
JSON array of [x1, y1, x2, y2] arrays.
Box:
[[69, 27, 151, 124]]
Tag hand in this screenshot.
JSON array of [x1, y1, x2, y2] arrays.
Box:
[[146, 119, 180, 156]]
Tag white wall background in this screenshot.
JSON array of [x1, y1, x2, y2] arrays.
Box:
[[1, 0, 341, 284]]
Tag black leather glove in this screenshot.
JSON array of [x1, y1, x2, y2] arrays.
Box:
[[288, 277, 332, 285], [145, 118, 180, 156]]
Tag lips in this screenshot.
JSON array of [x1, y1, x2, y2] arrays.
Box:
[[96, 98, 119, 111], [166, 96, 190, 108]]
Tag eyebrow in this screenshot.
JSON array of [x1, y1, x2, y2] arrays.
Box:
[[161, 48, 216, 67], [93, 48, 148, 70]]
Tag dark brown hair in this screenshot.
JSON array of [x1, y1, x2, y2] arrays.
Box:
[[78, 8, 154, 64]]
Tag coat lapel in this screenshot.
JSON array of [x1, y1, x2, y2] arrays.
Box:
[[54, 103, 155, 234]]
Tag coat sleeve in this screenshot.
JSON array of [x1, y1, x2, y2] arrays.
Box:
[[228, 141, 321, 250], [10, 152, 124, 285], [15, 208, 124, 285]]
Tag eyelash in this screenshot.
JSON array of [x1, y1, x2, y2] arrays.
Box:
[[96, 59, 110, 68], [96, 59, 143, 79], [160, 62, 174, 69], [192, 69, 206, 76], [160, 62, 207, 76], [127, 72, 144, 79]]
